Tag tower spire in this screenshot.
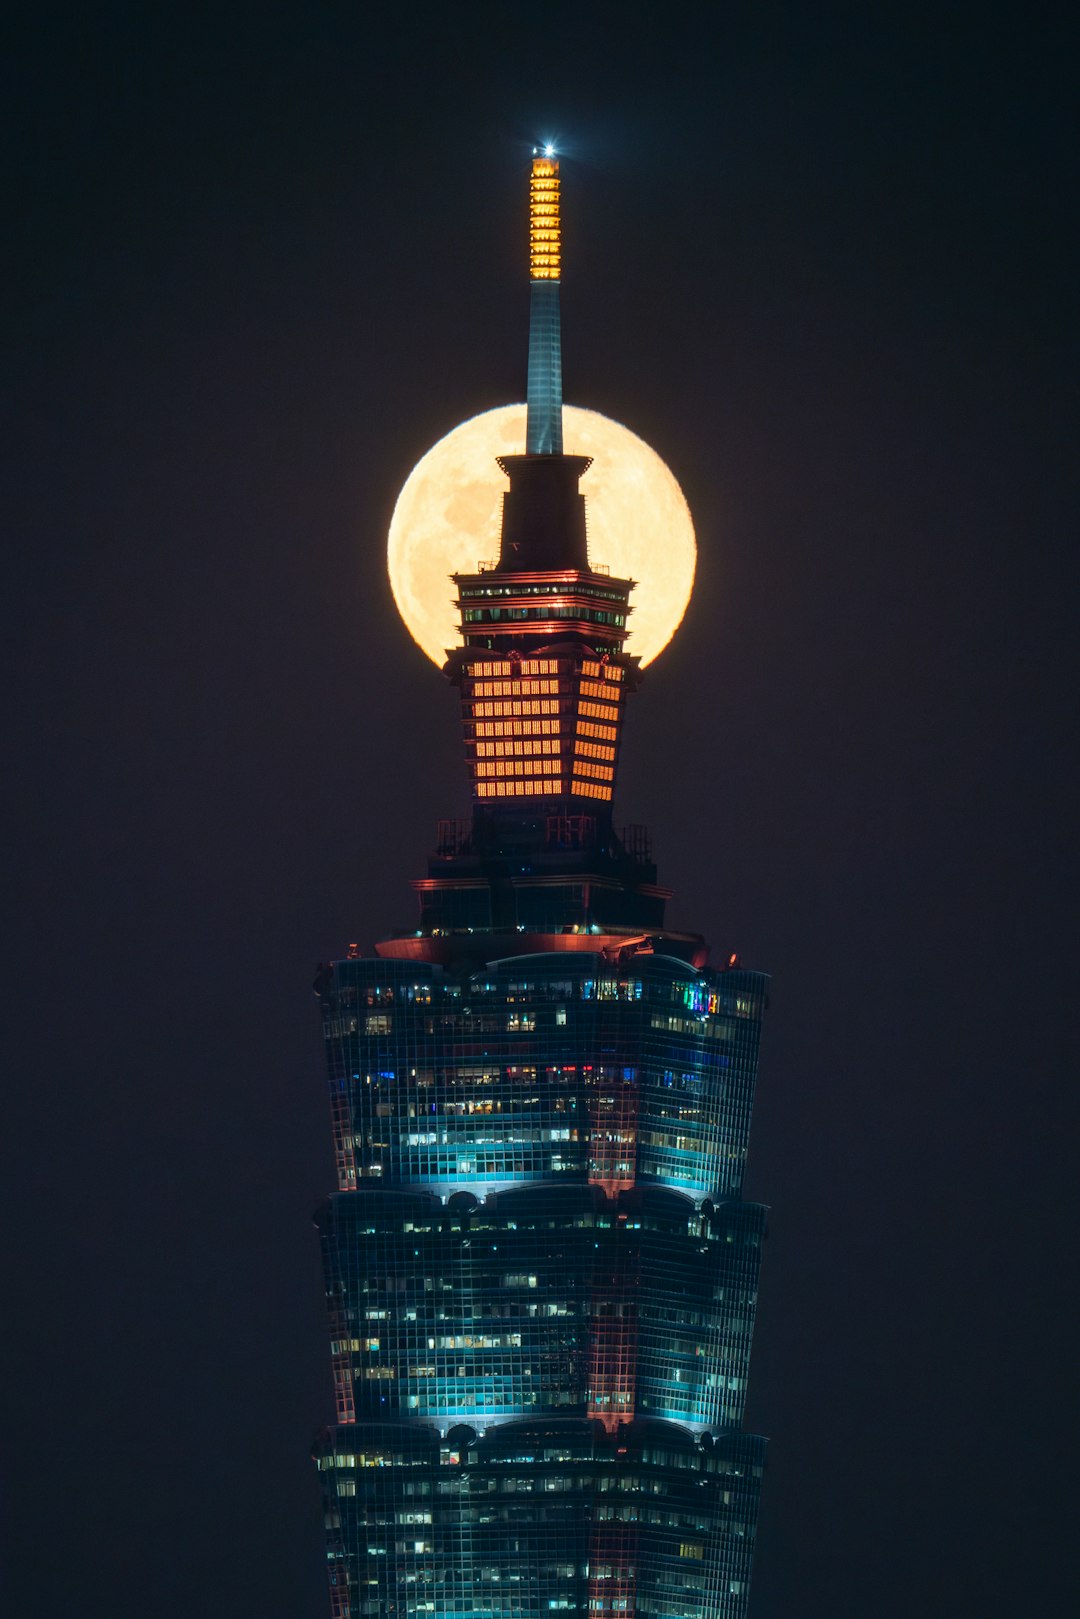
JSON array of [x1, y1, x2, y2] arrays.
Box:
[[526, 149, 563, 454], [310, 150, 771, 1619]]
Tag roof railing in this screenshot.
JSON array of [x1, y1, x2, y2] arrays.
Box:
[[434, 819, 472, 857], [619, 823, 652, 863]]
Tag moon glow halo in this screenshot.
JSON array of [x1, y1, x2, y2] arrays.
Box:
[[386, 405, 696, 668]]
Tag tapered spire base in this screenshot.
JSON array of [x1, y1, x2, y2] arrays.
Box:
[[526, 282, 563, 454], [495, 452, 590, 570]]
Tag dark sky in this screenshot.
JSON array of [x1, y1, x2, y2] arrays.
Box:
[[4, 3, 1076, 1616]]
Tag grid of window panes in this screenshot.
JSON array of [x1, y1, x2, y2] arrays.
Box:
[[457, 652, 629, 803], [318, 954, 766, 1200], [316, 1417, 765, 1619], [315, 948, 769, 1616], [318, 1182, 764, 1431]]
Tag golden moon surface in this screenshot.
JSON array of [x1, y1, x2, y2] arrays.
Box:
[[386, 405, 696, 668]]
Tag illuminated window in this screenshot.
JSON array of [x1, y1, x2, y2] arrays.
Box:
[[477, 776, 563, 798], [474, 738, 562, 763], [470, 678, 559, 698], [530, 157, 561, 280], [475, 700, 560, 718], [571, 778, 612, 801], [466, 661, 512, 677], [474, 718, 561, 737]]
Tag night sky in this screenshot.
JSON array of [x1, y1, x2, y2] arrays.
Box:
[[5, 5, 1076, 1616]]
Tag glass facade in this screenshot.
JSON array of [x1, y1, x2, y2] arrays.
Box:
[[316, 1419, 764, 1619], [317, 956, 765, 1202], [314, 953, 769, 1615], [317, 1165, 765, 1432]]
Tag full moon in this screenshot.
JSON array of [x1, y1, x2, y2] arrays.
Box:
[[386, 405, 696, 668]]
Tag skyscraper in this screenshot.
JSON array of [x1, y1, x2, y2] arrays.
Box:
[[312, 152, 769, 1619]]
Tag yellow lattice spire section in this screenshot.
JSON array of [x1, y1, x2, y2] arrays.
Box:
[[530, 155, 561, 281]]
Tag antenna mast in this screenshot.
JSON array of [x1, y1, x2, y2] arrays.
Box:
[[526, 150, 563, 454]]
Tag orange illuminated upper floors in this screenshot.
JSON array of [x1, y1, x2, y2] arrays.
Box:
[[453, 655, 629, 804], [458, 655, 625, 687]]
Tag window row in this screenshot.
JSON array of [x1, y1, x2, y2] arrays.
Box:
[[474, 761, 563, 779], [466, 659, 560, 677], [470, 679, 560, 697], [572, 759, 615, 782], [476, 780, 564, 799], [572, 779, 613, 801], [474, 718, 561, 737], [474, 739, 561, 758], [471, 700, 560, 717]]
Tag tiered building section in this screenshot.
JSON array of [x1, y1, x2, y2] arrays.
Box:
[[313, 954, 768, 1618], [312, 153, 769, 1619], [449, 445, 636, 808]]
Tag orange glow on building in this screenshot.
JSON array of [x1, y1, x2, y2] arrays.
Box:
[[529, 156, 561, 280], [451, 649, 634, 804]]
